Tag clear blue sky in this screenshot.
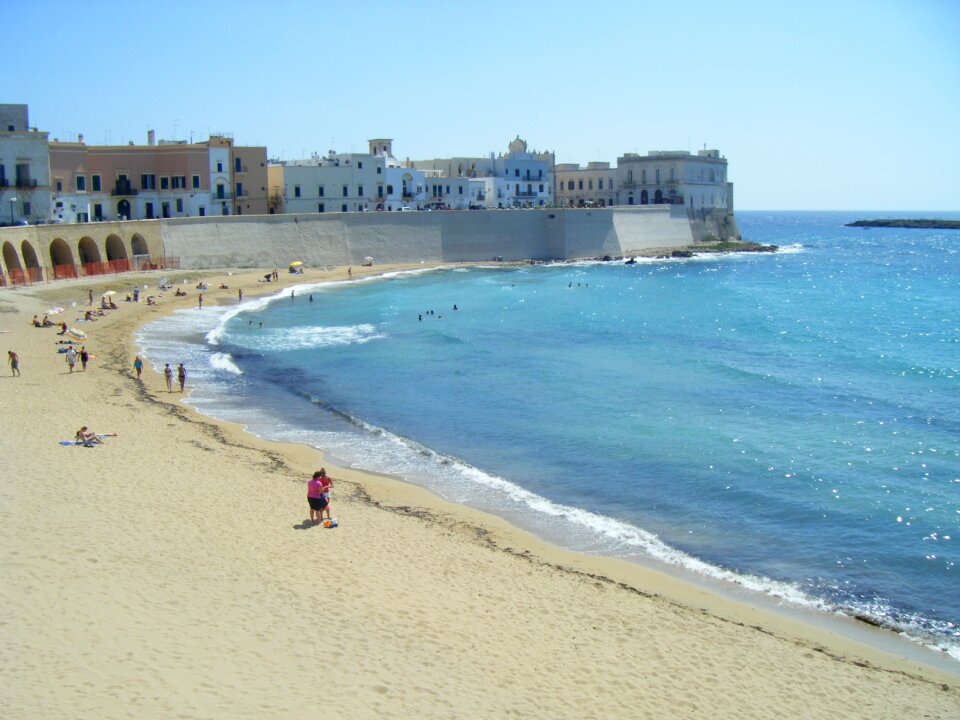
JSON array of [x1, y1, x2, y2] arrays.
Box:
[[10, 0, 959, 210]]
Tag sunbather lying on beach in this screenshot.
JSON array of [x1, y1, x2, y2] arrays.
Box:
[[75, 426, 118, 446]]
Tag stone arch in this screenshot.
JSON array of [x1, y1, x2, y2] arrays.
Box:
[[78, 236, 101, 264], [21, 240, 40, 271], [130, 233, 149, 257], [2, 241, 23, 273], [50, 238, 74, 267], [117, 199, 131, 220], [654, 189, 663, 204], [640, 189, 649, 205], [105, 233, 128, 261]]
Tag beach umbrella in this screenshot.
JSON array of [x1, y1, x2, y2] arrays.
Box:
[[68, 328, 87, 340], [289, 261, 303, 267], [102, 290, 117, 297]]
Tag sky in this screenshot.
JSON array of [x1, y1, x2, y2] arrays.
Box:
[[9, 0, 960, 210]]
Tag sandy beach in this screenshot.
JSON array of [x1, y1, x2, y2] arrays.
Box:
[[1, 266, 958, 719]]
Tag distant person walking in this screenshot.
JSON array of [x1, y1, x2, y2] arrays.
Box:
[[177, 363, 186, 392], [347, 266, 352, 278], [238, 288, 243, 302], [198, 293, 203, 309], [79, 346, 89, 371], [65, 347, 78, 373], [163, 363, 173, 392], [8, 350, 20, 376], [88, 288, 93, 306], [133, 355, 143, 379]]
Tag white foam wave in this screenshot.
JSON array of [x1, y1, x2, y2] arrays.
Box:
[[245, 324, 385, 352], [210, 352, 243, 375]]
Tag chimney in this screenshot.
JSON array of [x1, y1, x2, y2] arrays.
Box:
[[148, 129, 156, 146]]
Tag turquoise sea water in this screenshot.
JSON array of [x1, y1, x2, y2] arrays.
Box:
[[137, 211, 960, 659]]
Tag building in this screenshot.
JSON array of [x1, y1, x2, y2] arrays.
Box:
[[554, 162, 616, 208], [411, 136, 554, 209], [616, 149, 731, 210], [0, 104, 51, 225], [269, 139, 428, 215], [48, 131, 268, 223]]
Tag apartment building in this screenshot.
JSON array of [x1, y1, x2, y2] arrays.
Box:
[[0, 104, 51, 225], [616, 149, 731, 210], [554, 162, 616, 208], [48, 131, 268, 223]]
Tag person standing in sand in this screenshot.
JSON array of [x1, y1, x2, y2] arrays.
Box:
[[177, 363, 186, 392], [307, 471, 326, 524], [163, 363, 173, 392], [8, 350, 21, 376], [238, 288, 243, 302], [65, 346, 78, 373], [317, 468, 334, 522], [133, 355, 143, 379], [79, 346, 89, 372], [198, 293, 203, 310]]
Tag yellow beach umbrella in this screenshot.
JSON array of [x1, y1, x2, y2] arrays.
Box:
[[289, 261, 303, 267]]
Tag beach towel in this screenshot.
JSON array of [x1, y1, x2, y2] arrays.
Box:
[[60, 440, 97, 447]]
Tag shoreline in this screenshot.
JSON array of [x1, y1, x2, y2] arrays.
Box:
[[3, 266, 958, 718]]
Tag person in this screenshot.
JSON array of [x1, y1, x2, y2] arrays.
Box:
[[79, 346, 89, 372], [88, 288, 93, 306], [307, 471, 326, 524], [177, 363, 186, 392], [133, 355, 143, 379], [31, 315, 41, 327], [218, 282, 228, 289], [163, 363, 173, 392], [238, 288, 243, 302], [133, 287, 140, 302], [76, 426, 104, 446], [198, 293, 203, 309], [65, 346, 78, 373], [42, 315, 54, 327], [58, 321, 67, 335], [317, 468, 334, 522], [347, 266, 352, 278], [8, 350, 20, 377], [290, 289, 295, 301]]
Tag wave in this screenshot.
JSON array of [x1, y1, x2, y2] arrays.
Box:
[[209, 352, 243, 375]]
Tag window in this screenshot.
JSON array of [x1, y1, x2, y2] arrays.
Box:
[[141, 174, 156, 190], [235, 157, 242, 172], [357, 161, 362, 169], [172, 175, 186, 189], [514, 168, 519, 177], [342, 185, 348, 197], [176, 198, 184, 212], [23, 201, 31, 216], [341, 204, 347, 213], [459, 186, 463, 195], [567, 180, 574, 190], [588, 180, 593, 190], [192, 175, 201, 189], [387, 184, 393, 194], [655, 169, 660, 183], [318, 185, 324, 197], [358, 185, 364, 197], [236, 182, 243, 197], [217, 184, 226, 199], [578, 180, 583, 190], [199, 207, 206, 216], [145, 202, 155, 219], [445, 185, 450, 194], [92, 175, 101, 192], [599, 179, 604, 190], [162, 202, 170, 218], [294, 185, 301, 198], [93, 203, 103, 220], [56, 179, 63, 192], [377, 166, 382, 174], [318, 203, 325, 213], [377, 186, 383, 198], [217, 162, 223, 172], [539, 184, 544, 192], [160, 176, 170, 190]]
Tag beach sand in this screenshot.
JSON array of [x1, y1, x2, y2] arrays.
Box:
[[1, 266, 957, 719]]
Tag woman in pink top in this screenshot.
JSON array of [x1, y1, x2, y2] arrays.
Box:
[[307, 471, 326, 524]]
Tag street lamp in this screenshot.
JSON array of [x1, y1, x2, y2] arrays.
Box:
[[9, 197, 16, 225]]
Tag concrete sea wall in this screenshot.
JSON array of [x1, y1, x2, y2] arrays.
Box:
[[160, 205, 717, 269], [1, 206, 737, 280]]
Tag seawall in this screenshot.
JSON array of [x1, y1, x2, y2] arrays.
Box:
[[1, 205, 738, 279]]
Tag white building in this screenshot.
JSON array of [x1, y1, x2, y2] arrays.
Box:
[[411, 136, 554, 208], [616, 149, 731, 210], [270, 139, 428, 214], [0, 104, 52, 225]]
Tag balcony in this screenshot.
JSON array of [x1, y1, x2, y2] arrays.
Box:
[[213, 191, 233, 201], [401, 192, 414, 200], [620, 180, 636, 189], [514, 190, 538, 198], [15, 178, 39, 188], [111, 182, 139, 196]]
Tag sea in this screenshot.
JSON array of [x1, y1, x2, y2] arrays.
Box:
[[136, 211, 959, 661]]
